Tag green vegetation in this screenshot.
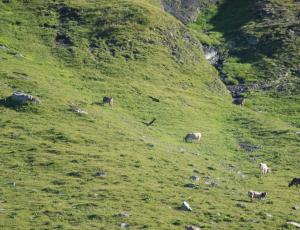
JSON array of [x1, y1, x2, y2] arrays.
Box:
[[190, 0, 300, 84], [0, 0, 299, 229]]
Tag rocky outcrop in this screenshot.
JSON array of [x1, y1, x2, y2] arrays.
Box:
[[161, 0, 219, 24]]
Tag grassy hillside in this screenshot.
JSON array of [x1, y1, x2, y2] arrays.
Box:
[[0, 0, 299, 229], [190, 0, 300, 85]]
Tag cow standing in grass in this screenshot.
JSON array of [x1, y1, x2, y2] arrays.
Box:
[[260, 163, 271, 174], [232, 98, 246, 107], [288, 178, 300, 187], [248, 191, 267, 201], [102, 96, 113, 108], [184, 132, 201, 143]]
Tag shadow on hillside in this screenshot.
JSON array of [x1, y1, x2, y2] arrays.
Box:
[[209, 0, 262, 63]]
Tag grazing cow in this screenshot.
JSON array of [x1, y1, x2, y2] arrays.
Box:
[[10, 92, 40, 104], [288, 178, 300, 187], [184, 132, 201, 143], [232, 98, 246, 107], [102, 96, 113, 107], [248, 191, 267, 201], [259, 163, 271, 174]]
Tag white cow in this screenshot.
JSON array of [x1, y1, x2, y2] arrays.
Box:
[[248, 190, 267, 201], [259, 163, 271, 174], [184, 132, 202, 143]]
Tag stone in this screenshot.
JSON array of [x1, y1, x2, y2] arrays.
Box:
[[190, 175, 200, 181], [15, 53, 24, 58], [247, 36, 259, 45], [115, 212, 130, 218], [203, 46, 219, 65], [94, 171, 106, 177], [181, 201, 192, 211], [292, 205, 299, 210], [119, 223, 129, 228], [184, 183, 199, 189], [266, 213, 272, 218], [186, 225, 201, 230], [69, 105, 88, 115], [0, 44, 9, 51], [236, 202, 245, 208], [286, 221, 300, 228]]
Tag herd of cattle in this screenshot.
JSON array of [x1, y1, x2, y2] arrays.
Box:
[[4, 93, 299, 201], [183, 131, 299, 201]]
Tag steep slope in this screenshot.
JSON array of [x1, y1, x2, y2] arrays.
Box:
[[0, 0, 299, 229], [190, 0, 300, 84]]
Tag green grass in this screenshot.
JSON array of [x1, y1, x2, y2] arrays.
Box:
[[190, 0, 300, 85], [0, 0, 299, 229]]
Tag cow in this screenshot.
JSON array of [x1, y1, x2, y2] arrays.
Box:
[[248, 191, 267, 201], [102, 96, 113, 107], [184, 132, 201, 143], [259, 163, 271, 174], [232, 98, 246, 107], [288, 178, 300, 187], [10, 92, 40, 104]]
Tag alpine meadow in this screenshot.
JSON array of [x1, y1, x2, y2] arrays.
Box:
[[0, 0, 299, 229]]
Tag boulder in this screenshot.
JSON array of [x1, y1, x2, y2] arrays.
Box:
[[236, 202, 245, 208], [186, 225, 201, 230], [181, 201, 192, 211], [94, 171, 106, 178], [119, 222, 129, 228], [190, 175, 200, 181], [69, 105, 88, 115], [286, 221, 300, 228], [115, 212, 130, 218], [184, 183, 199, 189], [203, 46, 219, 65]]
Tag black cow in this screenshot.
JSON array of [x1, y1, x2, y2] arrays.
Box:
[[288, 178, 300, 187]]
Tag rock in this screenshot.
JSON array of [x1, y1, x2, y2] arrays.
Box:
[[0, 44, 9, 51], [69, 105, 88, 115], [203, 46, 219, 65], [204, 180, 219, 187], [184, 183, 199, 189], [0, 208, 5, 213], [292, 205, 299, 210], [266, 213, 272, 218], [239, 142, 261, 152], [190, 175, 200, 181], [119, 222, 129, 228], [115, 212, 130, 218], [236, 202, 245, 208], [296, 132, 300, 135], [15, 53, 24, 58], [247, 36, 259, 45], [181, 201, 192, 211], [186, 225, 201, 230], [67, 171, 81, 177], [228, 164, 235, 169], [286, 221, 300, 228], [237, 171, 246, 179], [94, 171, 106, 177], [210, 181, 219, 187]]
